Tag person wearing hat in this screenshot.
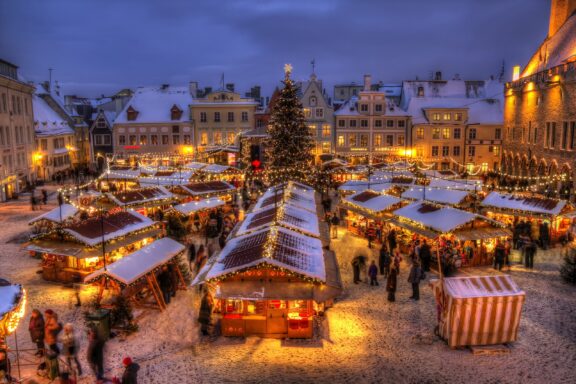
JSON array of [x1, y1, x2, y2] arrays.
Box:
[[121, 357, 139, 384]]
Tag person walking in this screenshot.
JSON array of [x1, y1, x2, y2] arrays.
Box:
[[387, 230, 397, 254], [378, 245, 390, 276], [61, 323, 82, 376], [408, 260, 424, 300], [368, 260, 379, 286], [525, 239, 537, 269], [28, 309, 45, 357], [188, 243, 196, 271], [351, 256, 362, 284], [44, 309, 61, 355], [41, 189, 48, 205], [393, 251, 402, 275], [121, 357, 139, 384], [419, 239, 432, 272], [540, 221, 550, 250], [386, 263, 398, 302], [330, 213, 340, 239], [157, 266, 172, 305], [87, 327, 104, 382], [198, 291, 214, 336], [494, 240, 506, 271]]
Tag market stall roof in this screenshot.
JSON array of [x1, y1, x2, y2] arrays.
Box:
[[401, 188, 469, 206], [343, 190, 403, 213], [184, 162, 207, 170], [480, 192, 568, 216], [0, 282, 25, 337], [452, 227, 512, 241], [204, 226, 325, 282], [200, 164, 240, 174], [104, 168, 141, 180], [441, 275, 525, 299], [61, 210, 157, 246], [338, 180, 393, 193], [106, 186, 175, 207], [172, 198, 225, 216], [428, 178, 481, 191], [138, 170, 195, 187], [236, 203, 320, 238], [28, 204, 78, 225], [215, 280, 315, 300], [84, 238, 185, 285], [254, 185, 317, 213], [173, 181, 235, 196], [393, 202, 476, 234]]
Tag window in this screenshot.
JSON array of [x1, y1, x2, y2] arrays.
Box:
[[1, 94, 6, 113], [95, 135, 102, 145], [397, 135, 405, 146], [173, 135, 180, 145], [416, 146, 424, 157], [0, 127, 4, 146], [386, 135, 393, 146], [551, 122, 557, 148], [468, 146, 475, 157], [97, 119, 106, 128], [561, 122, 568, 150], [374, 134, 382, 147], [375, 104, 383, 112], [315, 108, 324, 118], [443, 113, 451, 121], [432, 113, 441, 121], [139, 135, 147, 145], [322, 142, 330, 153], [322, 125, 331, 137], [453, 128, 461, 139], [172, 125, 180, 134], [227, 132, 235, 144], [454, 113, 463, 121], [350, 120, 357, 128], [545, 123, 550, 148], [533, 127, 538, 145], [453, 146, 460, 156], [417, 128, 424, 139], [386, 120, 394, 128], [432, 128, 440, 139], [227, 112, 234, 122], [375, 119, 382, 128], [528, 122, 532, 143], [360, 104, 368, 112], [151, 135, 158, 145], [348, 134, 356, 146], [442, 146, 449, 156], [337, 135, 345, 147], [359, 134, 368, 147], [214, 112, 221, 122], [200, 112, 207, 123], [119, 135, 126, 145], [432, 146, 439, 157], [308, 124, 316, 135], [495, 128, 501, 140], [398, 120, 405, 128], [360, 119, 368, 128], [162, 135, 169, 145], [103, 135, 111, 145], [303, 108, 311, 118], [184, 135, 191, 144], [129, 135, 136, 145], [309, 96, 317, 107], [214, 132, 222, 145], [469, 128, 477, 139], [442, 128, 450, 139], [570, 122, 576, 150], [338, 119, 345, 128], [200, 132, 208, 145], [493, 146, 500, 156]]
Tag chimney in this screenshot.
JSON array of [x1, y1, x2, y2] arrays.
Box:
[[435, 71, 442, 81], [549, 0, 576, 37], [226, 83, 235, 92], [189, 81, 198, 97], [363, 74, 371, 91]]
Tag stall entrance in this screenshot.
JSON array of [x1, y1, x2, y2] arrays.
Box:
[[266, 300, 287, 334]]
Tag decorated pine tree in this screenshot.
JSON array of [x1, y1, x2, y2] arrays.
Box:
[[560, 248, 576, 285], [267, 64, 314, 183]]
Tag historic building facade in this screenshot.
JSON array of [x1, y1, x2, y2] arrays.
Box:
[[502, 0, 576, 197], [0, 59, 36, 200]]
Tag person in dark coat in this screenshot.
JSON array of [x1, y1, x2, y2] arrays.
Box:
[[368, 260, 379, 286], [218, 232, 227, 249], [351, 255, 365, 284], [87, 327, 104, 382], [188, 243, 196, 270], [121, 357, 139, 384], [386, 263, 398, 302], [540, 222, 550, 250], [419, 239, 432, 272], [198, 291, 214, 336], [525, 240, 537, 269], [408, 260, 424, 300], [157, 266, 172, 305], [0, 349, 11, 381], [28, 309, 45, 356], [387, 230, 397, 253], [378, 245, 390, 276], [494, 240, 506, 271], [41, 189, 48, 205]]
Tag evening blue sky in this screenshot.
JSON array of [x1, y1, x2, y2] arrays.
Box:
[[0, 0, 550, 98]]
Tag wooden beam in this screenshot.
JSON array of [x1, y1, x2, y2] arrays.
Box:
[[146, 275, 165, 311], [150, 273, 167, 309]]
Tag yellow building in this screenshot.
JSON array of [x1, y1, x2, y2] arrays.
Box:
[[190, 90, 258, 165]]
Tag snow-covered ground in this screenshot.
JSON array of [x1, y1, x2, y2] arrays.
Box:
[[1, 196, 575, 384]]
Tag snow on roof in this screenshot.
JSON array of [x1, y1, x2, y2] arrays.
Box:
[[106, 186, 175, 207], [84, 238, 185, 285], [172, 198, 225, 216], [28, 204, 78, 225], [63, 210, 156, 246], [344, 190, 403, 213], [137, 170, 195, 187], [334, 96, 408, 117], [201, 164, 239, 173], [522, 14, 576, 77], [205, 226, 325, 282], [442, 275, 525, 299], [236, 203, 320, 238], [0, 283, 23, 320], [405, 97, 502, 125], [480, 192, 567, 216], [174, 181, 235, 196], [33, 95, 75, 136], [253, 186, 317, 213], [401, 188, 469, 205], [338, 182, 393, 193], [184, 162, 207, 170], [114, 86, 193, 124], [428, 178, 481, 191], [393, 201, 476, 234]]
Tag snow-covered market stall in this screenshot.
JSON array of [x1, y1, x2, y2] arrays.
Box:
[[104, 186, 177, 216], [169, 181, 237, 201], [0, 281, 26, 339], [194, 163, 242, 183], [28, 204, 78, 234], [194, 181, 342, 338], [430, 275, 525, 348], [401, 188, 471, 208], [84, 238, 187, 310], [480, 192, 573, 243], [171, 198, 226, 218], [26, 211, 162, 284]]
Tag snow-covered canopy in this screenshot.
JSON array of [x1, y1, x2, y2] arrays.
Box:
[[236, 203, 320, 238], [393, 201, 477, 234], [344, 190, 403, 213], [172, 198, 225, 216], [401, 188, 469, 206], [338, 180, 393, 194], [104, 167, 141, 180], [0, 284, 22, 320], [29, 204, 78, 225], [442, 275, 525, 299], [481, 192, 568, 216], [427, 178, 481, 191], [184, 162, 207, 170], [84, 238, 185, 285], [253, 186, 317, 213], [106, 186, 175, 207], [172, 181, 235, 196], [200, 164, 240, 174], [114, 86, 194, 124]]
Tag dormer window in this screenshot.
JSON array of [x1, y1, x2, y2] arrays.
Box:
[[126, 106, 139, 121], [309, 96, 317, 107], [171, 105, 183, 121], [417, 86, 424, 97]]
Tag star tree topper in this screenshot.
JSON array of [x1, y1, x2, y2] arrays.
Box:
[[284, 63, 293, 77]]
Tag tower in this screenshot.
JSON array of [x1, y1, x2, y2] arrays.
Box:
[[548, 0, 576, 37]]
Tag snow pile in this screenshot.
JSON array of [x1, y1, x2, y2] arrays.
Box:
[[28, 204, 78, 224]]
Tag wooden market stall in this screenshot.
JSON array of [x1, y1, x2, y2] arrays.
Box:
[[0, 281, 26, 340], [480, 192, 572, 243], [172, 198, 226, 218], [28, 204, 78, 235], [84, 238, 187, 311], [195, 164, 242, 183], [252, 182, 318, 213], [170, 181, 236, 202], [430, 275, 525, 348], [26, 211, 163, 284], [105, 186, 177, 216], [101, 166, 141, 191], [401, 188, 471, 208], [138, 169, 195, 188]]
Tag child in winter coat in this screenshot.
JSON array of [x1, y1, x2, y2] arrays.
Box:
[[61, 323, 82, 376], [368, 260, 379, 286]]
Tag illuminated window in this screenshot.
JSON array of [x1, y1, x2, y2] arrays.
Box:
[[416, 146, 423, 157], [386, 135, 393, 146], [322, 125, 331, 137], [200, 132, 208, 145], [172, 135, 180, 145], [431, 146, 439, 156], [227, 132, 235, 144], [139, 135, 148, 145], [322, 142, 331, 153], [432, 113, 441, 121], [374, 134, 382, 147], [308, 124, 316, 136], [442, 128, 450, 139], [337, 135, 345, 147], [360, 134, 368, 147], [303, 108, 311, 118], [225, 299, 243, 314], [129, 135, 136, 145], [443, 113, 451, 121], [151, 135, 158, 145], [481, 163, 488, 172], [417, 128, 424, 139], [184, 135, 191, 144], [454, 113, 463, 121], [397, 135, 405, 146], [348, 134, 357, 146], [162, 135, 169, 145], [214, 132, 222, 145], [432, 128, 440, 139]]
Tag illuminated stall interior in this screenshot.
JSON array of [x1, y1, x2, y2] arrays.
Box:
[[169, 181, 237, 202], [0, 281, 26, 341], [105, 186, 177, 216], [28, 204, 78, 235]]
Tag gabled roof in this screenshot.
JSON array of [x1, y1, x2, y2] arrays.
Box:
[[343, 190, 403, 213], [393, 201, 477, 234], [334, 96, 408, 117], [481, 192, 568, 216], [405, 97, 503, 125], [106, 186, 175, 207], [114, 86, 193, 124], [236, 204, 320, 238], [28, 204, 78, 225], [33, 94, 75, 137], [442, 275, 525, 299], [173, 181, 235, 196], [172, 198, 225, 216], [401, 188, 469, 206]]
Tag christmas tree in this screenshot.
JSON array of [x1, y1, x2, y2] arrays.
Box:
[[560, 247, 576, 285], [267, 64, 314, 183]]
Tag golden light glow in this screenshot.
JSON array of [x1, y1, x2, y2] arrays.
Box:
[[399, 148, 414, 157], [1, 288, 26, 336], [525, 82, 535, 92], [512, 65, 521, 81], [33, 153, 43, 162], [181, 145, 194, 155]]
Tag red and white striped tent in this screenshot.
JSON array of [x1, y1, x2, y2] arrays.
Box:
[[431, 275, 525, 348]]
